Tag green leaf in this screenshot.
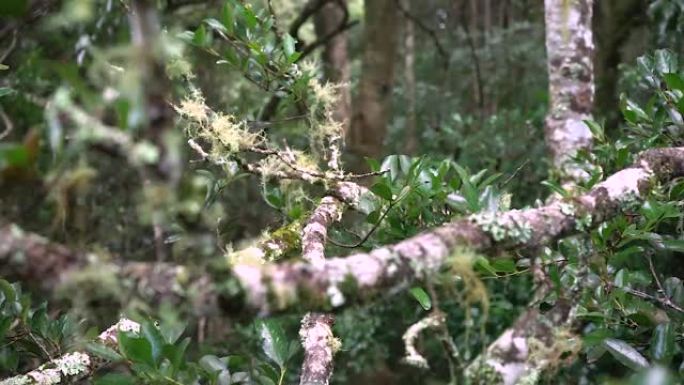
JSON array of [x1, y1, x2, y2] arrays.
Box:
[[94, 373, 137, 385], [584, 120, 605, 142], [162, 338, 189, 372], [654, 49, 677, 75], [0, 144, 29, 168], [370, 182, 393, 201], [257, 319, 288, 368], [661, 239, 684, 253], [541, 180, 569, 198], [620, 94, 649, 123], [240, 5, 258, 29], [631, 366, 676, 385], [409, 287, 432, 310], [366, 209, 381, 225], [651, 323, 675, 363], [282, 34, 297, 61], [199, 354, 227, 373], [603, 338, 650, 370], [118, 331, 155, 368], [0, 87, 14, 97], [0, 280, 16, 305], [204, 18, 227, 34], [192, 24, 208, 46], [141, 321, 164, 365], [490, 258, 516, 273], [221, 3, 235, 33], [473, 256, 497, 277], [582, 328, 611, 346], [663, 73, 684, 92], [86, 342, 123, 362]]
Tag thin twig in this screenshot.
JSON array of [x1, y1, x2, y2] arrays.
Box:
[[0, 105, 14, 140], [623, 287, 684, 314], [328, 199, 396, 248], [0, 29, 17, 64], [501, 159, 530, 187]]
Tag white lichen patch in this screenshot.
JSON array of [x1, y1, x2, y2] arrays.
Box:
[[0, 377, 32, 385], [27, 369, 60, 385], [558, 202, 575, 216], [470, 212, 533, 243], [574, 213, 592, 231], [326, 285, 345, 307], [115, 318, 140, 334], [55, 352, 91, 376]]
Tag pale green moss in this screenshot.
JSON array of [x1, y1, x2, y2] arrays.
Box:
[[574, 213, 592, 231], [464, 357, 504, 385], [517, 369, 541, 385], [559, 202, 575, 216]]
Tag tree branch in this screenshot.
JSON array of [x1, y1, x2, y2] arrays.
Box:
[[298, 313, 338, 385], [4, 148, 684, 317], [0, 319, 141, 385], [232, 148, 684, 313]]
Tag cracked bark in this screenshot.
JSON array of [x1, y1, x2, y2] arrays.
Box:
[[544, 0, 594, 183]]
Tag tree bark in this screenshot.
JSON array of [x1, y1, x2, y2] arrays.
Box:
[[314, 0, 351, 135], [544, 0, 594, 183], [298, 313, 337, 385], [348, 0, 399, 160]]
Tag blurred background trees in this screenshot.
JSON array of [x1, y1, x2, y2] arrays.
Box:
[[1, 0, 684, 384]]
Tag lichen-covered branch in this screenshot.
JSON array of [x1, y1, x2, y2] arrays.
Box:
[[0, 226, 212, 312], [298, 313, 339, 385], [298, 183, 364, 383], [232, 148, 684, 313], [544, 0, 595, 182], [0, 319, 140, 385], [301, 181, 369, 266], [5, 149, 684, 316], [464, 300, 581, 385], [0, 223, 88, 289], [402, 312, 445, 369], [301, 196, 344, 268]]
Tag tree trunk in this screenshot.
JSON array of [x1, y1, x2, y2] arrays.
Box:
[[593, 0, 647, 131], [402, 0, 417, 155], [314, 0, 351, 133], [348, 0, 399, 160], [544, 0, 595, 184]]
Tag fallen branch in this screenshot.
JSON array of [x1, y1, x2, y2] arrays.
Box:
[[0, 319, 141, 385]]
